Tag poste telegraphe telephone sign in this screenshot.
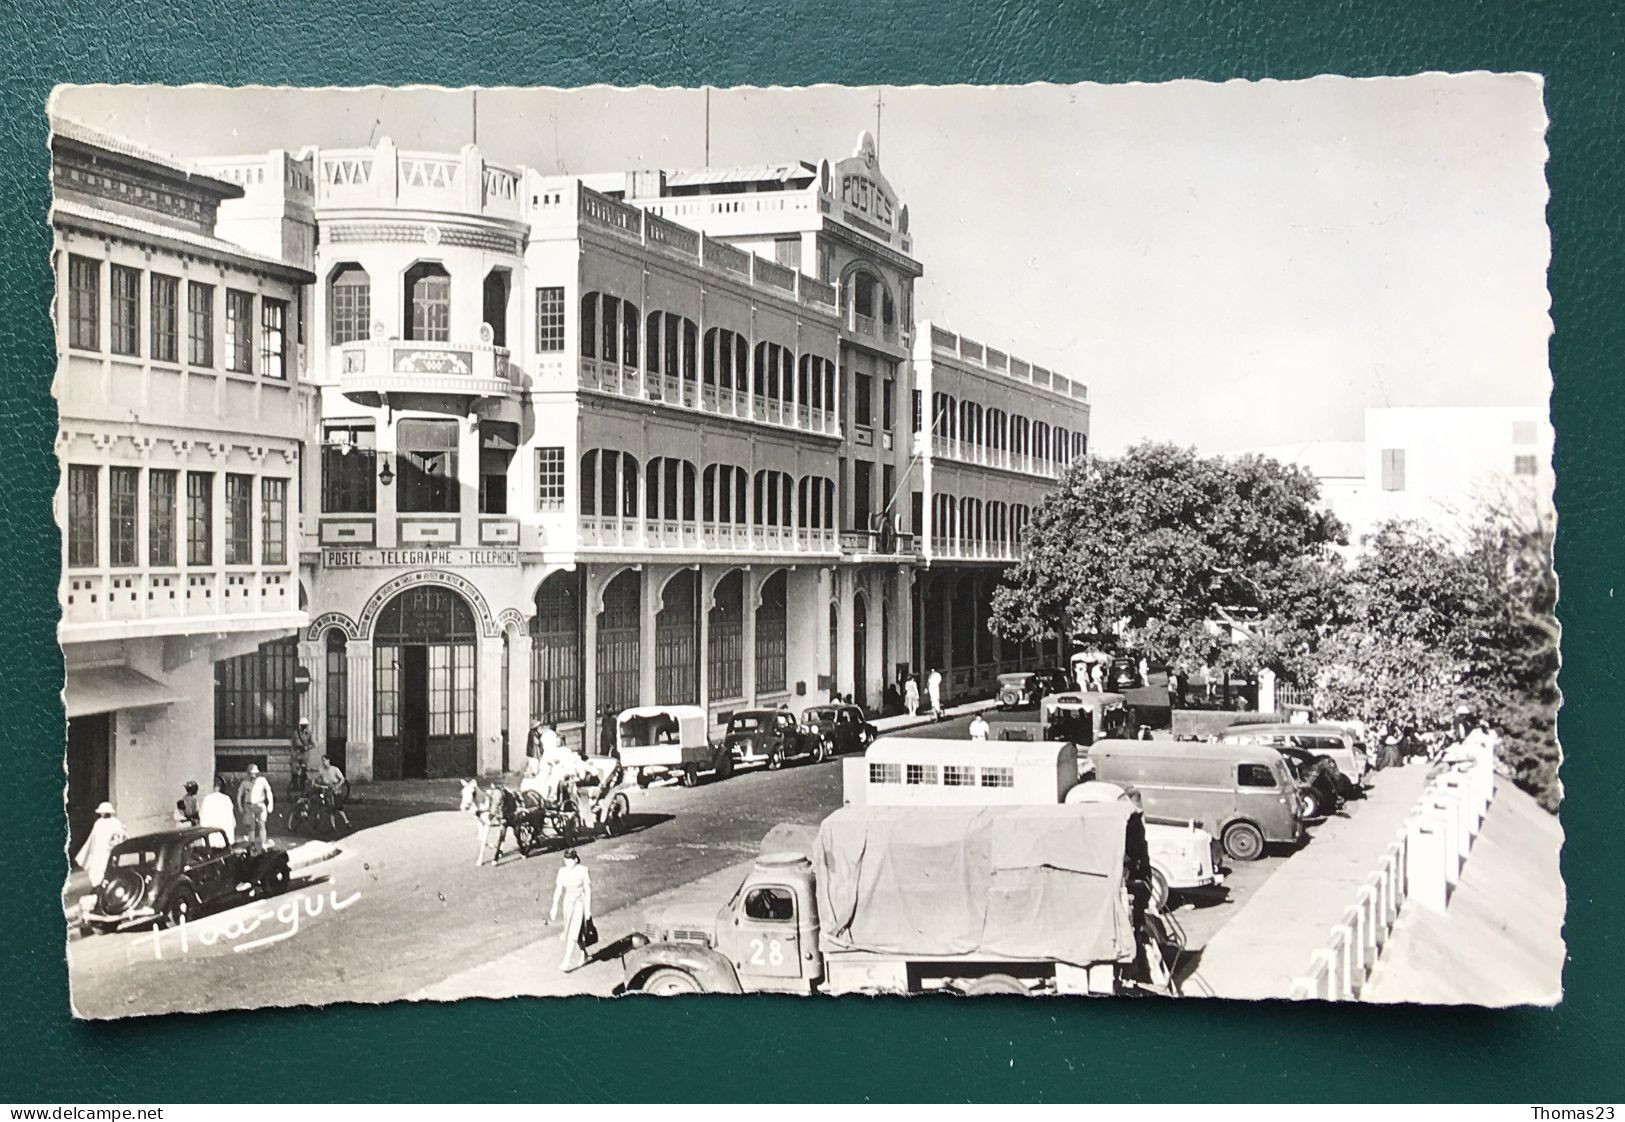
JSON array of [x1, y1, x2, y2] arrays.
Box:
[[322, 547, 518, 568]]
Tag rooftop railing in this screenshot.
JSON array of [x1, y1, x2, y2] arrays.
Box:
[[927, 325, 1088, 403]]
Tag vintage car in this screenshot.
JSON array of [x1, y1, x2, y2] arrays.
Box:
[[802, 704, 878, 755], [1107, 656, 1144, 691], [1276, 745, 1351, 819], [82, 827, 292, 933], [723, 709, 828, 770], [1219, 722, 1368, 788], [995, 667, 1072, 709]]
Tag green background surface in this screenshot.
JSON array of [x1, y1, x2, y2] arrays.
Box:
[[1, 0, 1618, 1103]]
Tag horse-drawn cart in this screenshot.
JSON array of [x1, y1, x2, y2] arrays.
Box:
[[461, 756, 632, 866]]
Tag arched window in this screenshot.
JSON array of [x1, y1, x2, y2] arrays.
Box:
[[531, 570, 583, 725], [708, 570, 745, 701], [645, 458, 698, 523], [330, 264, 371, 345], [404, 263, 450, 342], [705, 327, 747, 392], [756, 572, 788, 694]]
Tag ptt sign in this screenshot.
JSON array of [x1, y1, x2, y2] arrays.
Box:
[[840, 172, 895, 229]]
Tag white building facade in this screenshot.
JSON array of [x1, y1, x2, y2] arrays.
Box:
[[53, 123, 314, 845], [177, 131, 1091, 782]]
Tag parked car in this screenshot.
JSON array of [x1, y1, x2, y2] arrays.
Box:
[[1219, 723, 1368, 788], [723, 709, 828, 770], [1108, 657, 1144, 691], [802, 704, 878, 755], [995, 668, 1072, 709], [1086, 739, 1304, 862], [1275, 746, 1346, 820], [82, 827, 292, 933]]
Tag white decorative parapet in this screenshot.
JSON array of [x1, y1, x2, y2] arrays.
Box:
[[1289, 752, 1496, 1001]]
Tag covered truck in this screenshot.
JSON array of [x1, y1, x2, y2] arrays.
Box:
[[621, 801, 1165, 997]]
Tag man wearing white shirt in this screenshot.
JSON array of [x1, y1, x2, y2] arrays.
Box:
[[199, 776, 236, 843]]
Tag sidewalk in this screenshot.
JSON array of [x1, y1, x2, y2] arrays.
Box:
[[1361, 778, 1564, 1006], [1188, 762, 1433, 1000], [409, 859, 757, 1000]]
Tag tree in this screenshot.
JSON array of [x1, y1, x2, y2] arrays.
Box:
[[1314, 505, 1560, 811], [988, 442, 1348, 684]]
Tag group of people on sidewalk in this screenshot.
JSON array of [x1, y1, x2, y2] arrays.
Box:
[[897, 668, 945, 721]]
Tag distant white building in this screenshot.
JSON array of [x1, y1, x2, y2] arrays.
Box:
[[1238, 406, 1554, 551]]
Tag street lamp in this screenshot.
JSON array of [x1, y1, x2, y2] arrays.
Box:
[[378, 459, 394, 487]]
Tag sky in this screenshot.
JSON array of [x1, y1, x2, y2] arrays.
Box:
[[53, 76, 1551, 454]]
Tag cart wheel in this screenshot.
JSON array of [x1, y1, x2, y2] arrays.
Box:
[[636, 769, 651, 789], [681, 765, 700, 788], [605, 793, 629, 836]]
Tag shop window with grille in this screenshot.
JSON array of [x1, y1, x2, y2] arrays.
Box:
[[755, 571, 788, 693], [215, 635, 299, 740], [531, 570, 584, 725], [596, 571, 642, 717], [708, 570, 745, 700]]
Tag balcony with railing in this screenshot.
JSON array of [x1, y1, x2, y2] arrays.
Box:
[[928, 433, 1060, 480], [926, 535, 1022, 563], [574, 359, 842, 440], [576, 517, 840, 556], [927, 324, 1088, 405], [312, 140, 522, 222], [335, 336, 515, 409], [61, 565, 302, 643]]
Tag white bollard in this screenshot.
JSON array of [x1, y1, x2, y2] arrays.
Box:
[[1406, 815, 1448, 912], [1428, 797, 1462, 886], [1442, 776, 1476, 848]]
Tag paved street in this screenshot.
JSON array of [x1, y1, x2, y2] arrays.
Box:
[[69, 706, 1408, 1013], [68, 755, 847, 1017]]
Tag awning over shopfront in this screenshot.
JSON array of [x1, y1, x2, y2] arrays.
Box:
[[63, 666, 182, 719]]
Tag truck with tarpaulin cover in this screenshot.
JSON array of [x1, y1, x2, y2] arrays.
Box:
[[620, 801, 1169, 996]]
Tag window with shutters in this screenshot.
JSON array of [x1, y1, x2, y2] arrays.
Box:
[[68, 256, 99, 351]]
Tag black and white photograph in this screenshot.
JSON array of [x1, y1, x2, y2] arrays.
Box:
[[50, 76, 1561, 1017]]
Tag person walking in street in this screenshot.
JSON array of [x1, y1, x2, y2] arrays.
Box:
[[548, 849, 594, 973], [903, 675, 920, 717], [199, 775, 236, 842], [172, 780, 201, 826], [598, 707, 616, 757], [1090, 662, 1105, 692], [238, 763, 274, 849], [75, 802, 125, 888], [927, 668, 944, 721], [968, 712, 990, 741]]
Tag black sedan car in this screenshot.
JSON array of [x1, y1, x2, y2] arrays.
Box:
[[1107, 657, 1144, 691], [802, 704, 879, 755], [82, 827, 292, 933], [1276, 746, 1347, 820], [723, 709, 828, 769]]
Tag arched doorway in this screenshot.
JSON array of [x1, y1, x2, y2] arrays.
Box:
[[373, 586, 477, 779], [325, 629, 348, 771], [655, 570, 699, 704], [531, 571, 584, 727], [596, 570, 641, 718], [853, 593, 869, 711]]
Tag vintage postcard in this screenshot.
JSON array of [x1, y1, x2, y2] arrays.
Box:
[[51, 77, 1560, 1016]]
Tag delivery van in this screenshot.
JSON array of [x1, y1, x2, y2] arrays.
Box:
[[1086, 739, 1303, 862]]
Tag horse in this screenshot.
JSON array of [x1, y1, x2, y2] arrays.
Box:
[[458, 779, 522, 867]]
